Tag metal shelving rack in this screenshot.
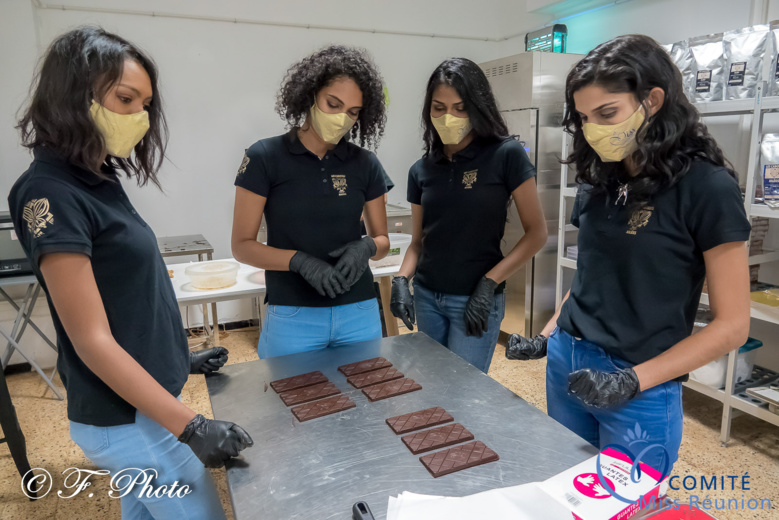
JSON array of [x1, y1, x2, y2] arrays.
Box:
[[555, 88, 779, 445]]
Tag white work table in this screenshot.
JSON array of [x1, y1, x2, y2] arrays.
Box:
[[166, 259, 401, 345]]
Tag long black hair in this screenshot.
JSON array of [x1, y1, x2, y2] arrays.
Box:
[[276, 45, 386, 150], [563, 34, 734, 206], [17, 26, 167, 187], [422, 58, 508, 156]]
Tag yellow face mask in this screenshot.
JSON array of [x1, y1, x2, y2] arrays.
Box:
[[582, 106, 645, 162], [89, 100, 150, 159], [431, 113, 473, 145], [309, 102, 355, 145]]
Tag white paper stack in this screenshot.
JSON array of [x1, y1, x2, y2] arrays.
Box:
[[386, 482, 571, 520]]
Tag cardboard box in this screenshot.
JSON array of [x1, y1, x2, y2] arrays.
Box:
[[538, 448, 666, 520]]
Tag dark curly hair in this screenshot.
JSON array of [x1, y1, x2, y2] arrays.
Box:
[[276, 45, 386, 149], [422, 58, 509, 156], [563, 34, 735, 207], [17, 26, 168, 188]]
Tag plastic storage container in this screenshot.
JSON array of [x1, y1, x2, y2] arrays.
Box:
[[184, 261, 239, 290], [369, 233, 411, 268], [689, 337, 764, 389]]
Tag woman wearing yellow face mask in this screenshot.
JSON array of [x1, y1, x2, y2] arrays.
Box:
[[9, 27, 252, 520], [391, 58, 547, 373], [507, 35, 751, 473], [232, 45, 390, 357]]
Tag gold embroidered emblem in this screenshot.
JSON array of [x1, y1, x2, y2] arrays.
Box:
[[627, 206, 653, 235], [236, 152, 250, 176], [462, 169, 478, 189], [23, 198, 55, 238], [331, 174, 347, 196]]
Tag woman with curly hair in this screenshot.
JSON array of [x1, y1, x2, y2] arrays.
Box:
[[507, 35, 751, 472], [232, 45, 390, 357], [390, 58, 547, 373]]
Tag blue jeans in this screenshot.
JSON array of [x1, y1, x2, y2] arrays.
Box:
[[546, 327, 683, 473], [413, 282, 505, 373], [258, 299, 382, 358], [69, 407, 225, 520]]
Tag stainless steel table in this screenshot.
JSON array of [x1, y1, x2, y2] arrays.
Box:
[[206, 333, 597, 520]]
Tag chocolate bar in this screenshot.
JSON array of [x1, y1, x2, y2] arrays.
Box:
[[386, 407, 454, 434], [419, 440, 499, 478], [337, 357, 392, 377], [362, 377, 421, 402], [279, 382, 341, 406], [269, 371, 328, 394], [291, 394, 356, 422], [401, 423, 474, 455], [347, 367, 404, 389]]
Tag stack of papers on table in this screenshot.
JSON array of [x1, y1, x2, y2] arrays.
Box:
[[386, 483, 571, 520]]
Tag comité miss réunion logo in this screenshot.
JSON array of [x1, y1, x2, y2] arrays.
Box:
[[582, 423, 672, 505]]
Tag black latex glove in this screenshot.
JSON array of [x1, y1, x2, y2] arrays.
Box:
[[390, 276, 415, 330], [178, 414, 254, 468], [568, 367, 641, 408], [464, 277, 499, 337], [506, 334, 547, 360], [289, 251, 347, 299], [190, 347, 229, 375], [328, 236, 377, 288]]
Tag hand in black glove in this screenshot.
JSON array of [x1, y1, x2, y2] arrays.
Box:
[[506, 334, 547, 360], [464, 277, 499, 337], [190, 347, 229, 375], [390, 276, 415, 330], [328, 236, 377, 288], [568, 367, 641, 408], [178, 414, 254, 468], [289, 251, 347, 299]]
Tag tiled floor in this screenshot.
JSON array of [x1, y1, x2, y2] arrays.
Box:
[[1, 326, 777, 519]]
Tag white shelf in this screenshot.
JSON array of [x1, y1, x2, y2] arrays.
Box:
[[700, 292, 779, 326], [761, 95, 779, 111], [750, 204, 779, 219], [749, 251, 779, 265], [564, 224, 577, 232], [559, 257, 577, 270], [695, 98, 754, 115], [683, 378, 726, 403], [562, 187, 577, 197]]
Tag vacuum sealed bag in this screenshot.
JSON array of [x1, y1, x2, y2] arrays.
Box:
[[669, 40, 695, 101], [724, 25, 768, 100], [771, 21, 779, 96], [690, 33, 726, 102], [760, 133, 779, 207]]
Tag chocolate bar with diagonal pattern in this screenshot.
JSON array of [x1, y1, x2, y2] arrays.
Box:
[[386, 407, 454, 434], [269, 371, 328, 394], [279, 382, 341, 406], [419, 440, 499, 478], [337, 357, 392, 377], [291, 394, 356, 422], [401, 423, 474, 455], [347, 367, 404, 389], [362, 377, 421, 402]]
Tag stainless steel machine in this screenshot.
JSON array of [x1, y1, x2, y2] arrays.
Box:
[[479, 51, 583, 336]]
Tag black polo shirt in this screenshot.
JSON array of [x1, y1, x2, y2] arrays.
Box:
[[235, 130, 387, 307], [558, 161, 751, 365], [8, 148, 189, 426], [407, 137, 536, 295]]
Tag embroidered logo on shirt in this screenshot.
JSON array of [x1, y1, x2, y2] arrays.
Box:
[[462, 169, 478, 189], [331, 174, 347, 196], [23, 198, 55, 238], [236, 152, 250, 176], [627, 206, 653, 235]]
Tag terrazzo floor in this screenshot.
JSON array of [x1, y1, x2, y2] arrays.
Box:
[[1, 325, 777, 519]]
